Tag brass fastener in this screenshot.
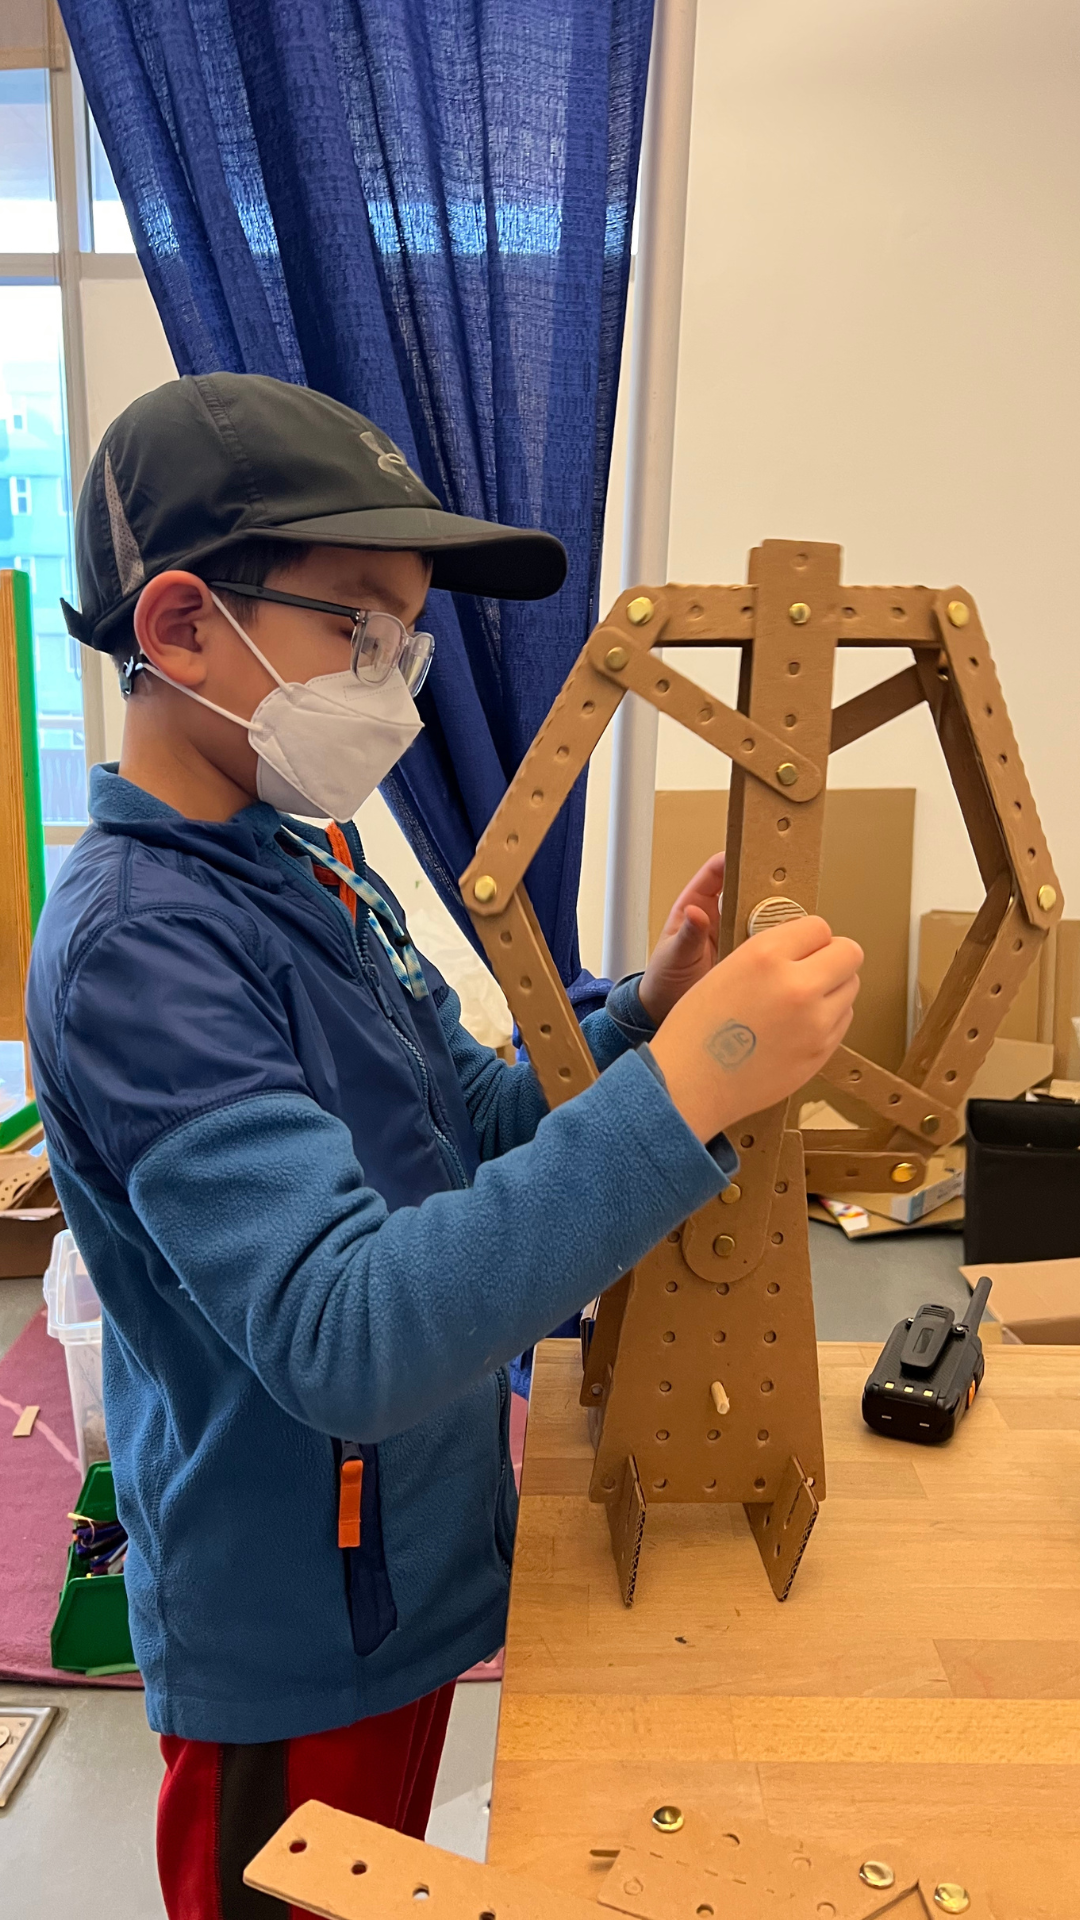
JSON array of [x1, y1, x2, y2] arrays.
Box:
[[1038, 884, 1058, 911], [859, 1862, 896, 1890], [933, 1887, 970, 1915], [890, 1161, 918, 1185], [605, 645, 629, 671], [651, 1806, 684, 1833], [472, 875, 498, 904], [946, 600, 970, 628], [776, 763, 799, 788], [627, 596, 655, 626], [788, 602, 811, 625]]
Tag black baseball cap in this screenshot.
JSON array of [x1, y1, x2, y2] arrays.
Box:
[[62, 372, 567, 652]]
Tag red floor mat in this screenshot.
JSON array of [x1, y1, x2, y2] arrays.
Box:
[[0, 1303, 140, 1687]]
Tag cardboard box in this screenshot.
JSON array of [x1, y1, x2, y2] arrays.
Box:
[[916, 912, 1080, 1082], [915, 910, 1047, 1042], [1031, 1079, 1080, 1103], [0, 1145, 64, 1279], [810, 1194, 964, 1239], [964, 1037, 1054, 1104], [959, 1257, 1080, 1345], [651, 789, 914, 1070], [1052, 920, 1080, 1080]]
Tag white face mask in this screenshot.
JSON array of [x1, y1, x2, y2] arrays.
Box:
[[143, 592, 423, 819]]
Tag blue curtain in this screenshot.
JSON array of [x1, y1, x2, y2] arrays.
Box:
[[61, 0, 653, 998]]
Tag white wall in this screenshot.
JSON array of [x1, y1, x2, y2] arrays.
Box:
[[84, 0, 1080, 989], [583, 0, 1080, 974], [80, 273, 178, 762]]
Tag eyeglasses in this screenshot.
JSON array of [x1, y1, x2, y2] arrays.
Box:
[[207, 581, 435, 695]]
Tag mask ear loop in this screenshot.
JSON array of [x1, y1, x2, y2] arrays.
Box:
[[139, 591, 289, 727], [208, 592, 289, 688]]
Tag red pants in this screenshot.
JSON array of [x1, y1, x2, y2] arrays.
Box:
[[157, 1684, 455, 1919]]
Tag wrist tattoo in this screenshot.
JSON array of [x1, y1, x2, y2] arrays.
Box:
[[706, 1020, 756, 1069]]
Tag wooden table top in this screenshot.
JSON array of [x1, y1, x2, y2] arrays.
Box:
[[488, 1338, 1080, 1908]]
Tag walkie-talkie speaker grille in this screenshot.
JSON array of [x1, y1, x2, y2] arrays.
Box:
[[746, 896, 808, 938]]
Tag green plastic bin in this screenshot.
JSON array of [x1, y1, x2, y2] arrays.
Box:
[[50, 1462, 138, 1677]]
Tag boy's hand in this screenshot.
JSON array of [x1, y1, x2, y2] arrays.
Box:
[[638, 852, 725, 1024], [649, 915, 863, 1143]]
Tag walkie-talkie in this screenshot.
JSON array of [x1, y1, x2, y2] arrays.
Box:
[[862, 1277, 993, 1444]]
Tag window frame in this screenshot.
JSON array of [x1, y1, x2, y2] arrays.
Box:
[[0, 40, 140, 849]]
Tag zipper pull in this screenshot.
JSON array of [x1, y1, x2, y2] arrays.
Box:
[[338, 1444, 363, 1550]]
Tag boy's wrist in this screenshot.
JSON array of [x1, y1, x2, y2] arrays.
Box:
[[604, 971, 657, 1043], [637, 1043, 739, 1174]]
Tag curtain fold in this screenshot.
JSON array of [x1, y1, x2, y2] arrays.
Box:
[[62, 0, 653, 994]]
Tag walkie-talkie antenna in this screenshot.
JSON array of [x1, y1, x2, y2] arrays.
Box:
[[958, 1275, 993, 1336]]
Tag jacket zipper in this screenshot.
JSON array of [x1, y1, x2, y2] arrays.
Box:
[[269, 837, 470, 1192], [493, 1367, 514, 1573]]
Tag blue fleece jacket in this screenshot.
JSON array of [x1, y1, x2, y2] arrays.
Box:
[[26, 766, 734, 1741]]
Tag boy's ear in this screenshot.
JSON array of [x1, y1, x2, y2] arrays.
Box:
[[133, 572, 217, 685]]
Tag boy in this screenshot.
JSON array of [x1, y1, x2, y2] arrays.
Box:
[[27, 373, 861, 1919]]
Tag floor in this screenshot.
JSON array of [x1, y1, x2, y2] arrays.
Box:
[[0, 1220, 972, 1916]]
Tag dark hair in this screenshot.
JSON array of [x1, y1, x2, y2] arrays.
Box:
[[110, 535, 313, 684]]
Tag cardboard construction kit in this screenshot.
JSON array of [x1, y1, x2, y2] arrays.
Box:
[[244, 1795, 1034, 1919], [459, 539, 1062, 1607]]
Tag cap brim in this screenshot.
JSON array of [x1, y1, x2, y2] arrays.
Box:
[[260, 506, 567, 601]]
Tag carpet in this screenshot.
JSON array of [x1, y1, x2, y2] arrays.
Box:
[[0, 1302, 527, 1689], [0, 1303, 139, 1687]]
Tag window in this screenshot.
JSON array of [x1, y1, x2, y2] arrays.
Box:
[[0, 47, 140, 888], [88, 111, 135, 252], [0, 282, 84, 826], [0, 70, 57, 252]]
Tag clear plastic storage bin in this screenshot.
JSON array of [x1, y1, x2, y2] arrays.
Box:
[[43, 1230, 108, 1478]]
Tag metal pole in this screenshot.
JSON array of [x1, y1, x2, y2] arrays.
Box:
[[602, 0, 698, 980]]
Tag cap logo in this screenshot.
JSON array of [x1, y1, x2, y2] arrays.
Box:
[[360, 429, 421, 491], [103, 448, 145, 595]]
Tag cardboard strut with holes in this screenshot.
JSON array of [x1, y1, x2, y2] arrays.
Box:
[[244, 1797, 1038, 1918], [458, 541, 1062, 1606]]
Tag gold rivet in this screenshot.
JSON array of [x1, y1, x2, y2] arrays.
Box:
[[891, 1161, 918, 1185], [627, 596, 655, 626], [1038, 884, 1057, 911], [720, 1183, 742, 1206], [920, 1115, 940, 1135], [710, 1380, 730, 1416], [946, 600, 969, 628], [605, 645, 629, 671], [776, 763, 798, 788], [651, 1805, 684, 1833], [712, 1234, 735, 1257], [788, 602, 811, 625], [472, 875, 498, 904], [859, 1862, 895, 1890], [933, 1886, 970, 1915]]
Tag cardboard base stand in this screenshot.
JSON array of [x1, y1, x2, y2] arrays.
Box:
[[459, 541, 1061, 1606]]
